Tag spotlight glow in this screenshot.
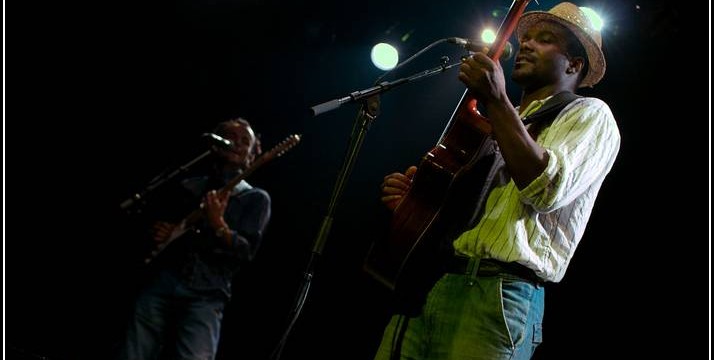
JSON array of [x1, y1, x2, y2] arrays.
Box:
[[580, 7, 604, 31], [480, 29, 497, 44], [370, 43, 399, 71]]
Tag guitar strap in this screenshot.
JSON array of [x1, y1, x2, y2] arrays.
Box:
[[523, 91, 581, 135]]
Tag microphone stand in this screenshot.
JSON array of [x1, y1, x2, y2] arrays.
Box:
[[270, 57, 460, 359], [119, 149, 213, 213], [310, 57, 460, 116]]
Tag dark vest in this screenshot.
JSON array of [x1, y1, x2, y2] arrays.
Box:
[[440, 91, 581, 248]]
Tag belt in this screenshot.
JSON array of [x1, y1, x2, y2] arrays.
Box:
[[444, 255, 543, 284]]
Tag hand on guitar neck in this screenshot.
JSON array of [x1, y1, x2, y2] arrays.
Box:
[[458, 50, 509, 107], [380, 165, 417, 211]]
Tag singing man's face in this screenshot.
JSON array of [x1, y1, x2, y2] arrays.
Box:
[[512, 21, 574, 89], [217, 123, 256, 170]]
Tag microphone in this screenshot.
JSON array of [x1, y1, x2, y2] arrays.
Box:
[[202, 133, 234, 150], [447, 37, 514, 61]]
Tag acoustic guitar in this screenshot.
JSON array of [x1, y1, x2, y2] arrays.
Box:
[[363, 0, 531, 308]]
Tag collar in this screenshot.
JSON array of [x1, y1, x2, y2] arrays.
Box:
[[517, 95, 555, 119]]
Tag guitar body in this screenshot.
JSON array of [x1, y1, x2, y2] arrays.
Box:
[[363, 0, 531, 311], [364, 102, 499, 309]]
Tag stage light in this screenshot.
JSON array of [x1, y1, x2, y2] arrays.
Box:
[[480, 29, 497, 44], [370, 43, 399, 71]]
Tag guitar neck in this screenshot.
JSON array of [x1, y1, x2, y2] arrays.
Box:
[[445, 0, 531, 136], [217, 158, 264, 197], [488, 0, 530, 62], [183, 134, 301, 227], [183, 164, 256, 228]]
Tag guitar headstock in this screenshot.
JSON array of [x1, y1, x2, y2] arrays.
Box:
[[261, 134, 302, 161]]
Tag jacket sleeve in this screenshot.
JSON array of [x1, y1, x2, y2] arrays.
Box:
[[220, 189, 272, 262]]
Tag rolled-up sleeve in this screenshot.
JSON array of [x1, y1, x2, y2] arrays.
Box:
[[518, 98, 620, 213]]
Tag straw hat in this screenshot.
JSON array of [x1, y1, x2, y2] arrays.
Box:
[[516, 2, 606, 87]]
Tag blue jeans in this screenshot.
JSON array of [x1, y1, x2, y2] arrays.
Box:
[[374, 273, 544, 360], [118, 270, 227, 360]]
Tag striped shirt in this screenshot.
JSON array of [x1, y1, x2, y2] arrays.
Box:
[[452, 96, 620, 282]]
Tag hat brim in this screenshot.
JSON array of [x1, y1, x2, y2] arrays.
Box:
[[516, 12, 606, 88]]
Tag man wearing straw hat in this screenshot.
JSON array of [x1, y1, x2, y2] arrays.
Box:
[[375, 2, 620, 359]]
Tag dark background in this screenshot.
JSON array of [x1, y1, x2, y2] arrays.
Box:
[[7, 0, 709, 359]]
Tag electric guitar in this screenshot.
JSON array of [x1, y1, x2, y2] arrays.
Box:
[[144, 134, 301, 264]]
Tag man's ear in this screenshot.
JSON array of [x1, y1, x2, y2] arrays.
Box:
[[253, 137, 263, 157], [245, 138, 261, 166], [567, 56, 585, 75]]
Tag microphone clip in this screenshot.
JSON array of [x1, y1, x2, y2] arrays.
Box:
[[202, 133, 234, 150], [447, 37, 513, 61]]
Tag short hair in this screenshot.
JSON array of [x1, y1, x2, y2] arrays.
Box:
[[213, 117, 262, 156]]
